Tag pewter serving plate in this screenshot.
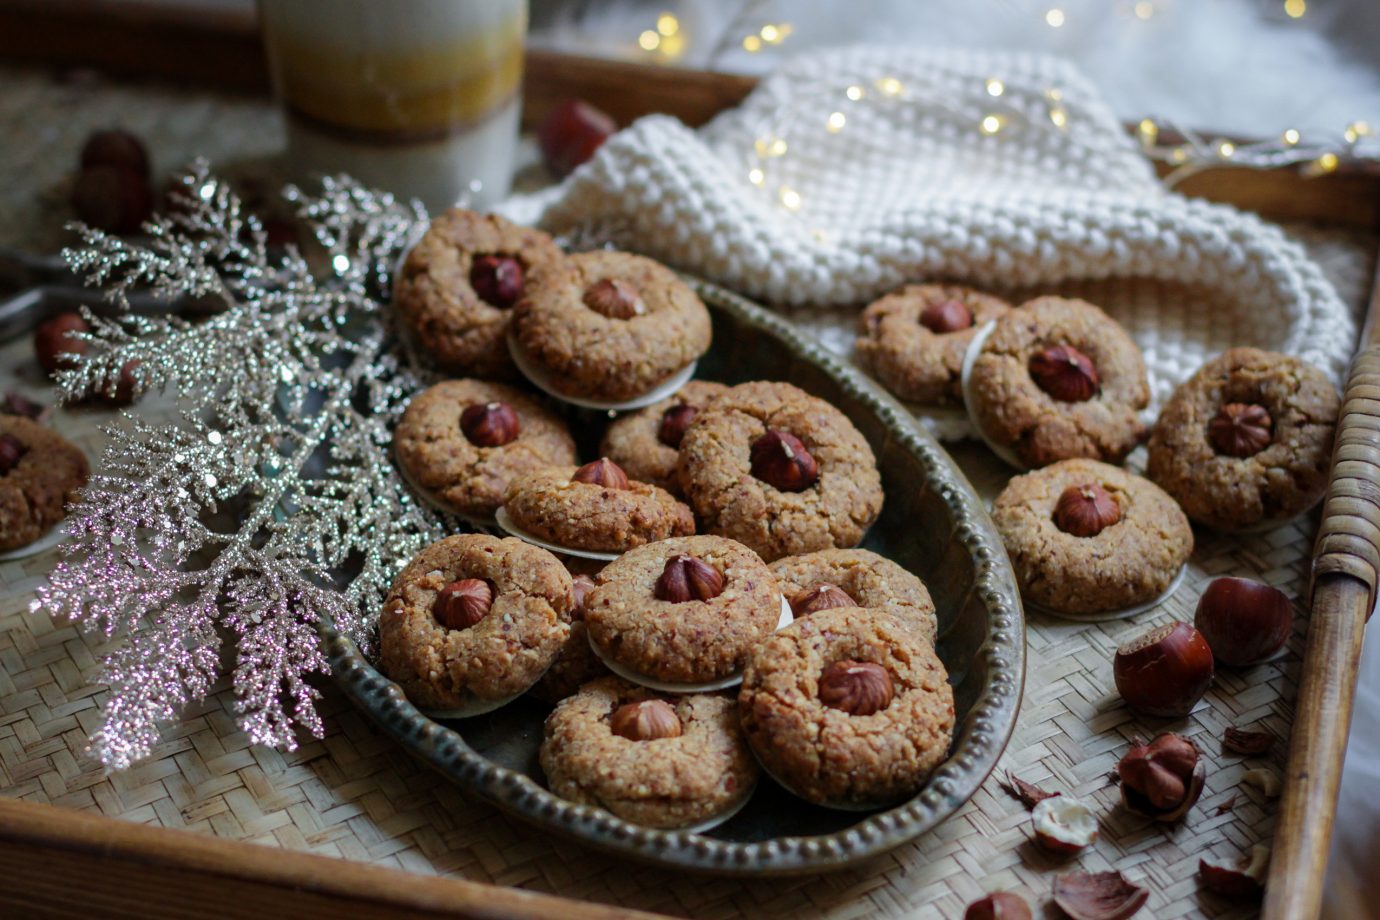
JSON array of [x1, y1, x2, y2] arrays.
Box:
[[322, 280, 1026, 875]]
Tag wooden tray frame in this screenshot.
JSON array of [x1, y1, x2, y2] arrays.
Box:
[[1, 3, 1378, 917]]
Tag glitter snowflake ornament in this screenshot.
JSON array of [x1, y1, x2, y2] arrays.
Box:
[[36, 162, 455, 769]]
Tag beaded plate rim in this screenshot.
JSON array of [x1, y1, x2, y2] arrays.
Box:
[[321, 279, 1027, 875]]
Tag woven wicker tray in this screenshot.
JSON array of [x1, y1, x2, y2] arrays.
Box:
[[1, 12, 1379, 918]]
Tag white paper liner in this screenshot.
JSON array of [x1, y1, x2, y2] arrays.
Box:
[[588, 597, 795, 694], [494, 506, 622, 561], [754, 758, 907, 812], [0, 523, 67, 561], [507, 332, 698, 412], [959, 320, 1028, 469], [900, 403, 973, 443], [420, 688, 529, 720], [389, 220, 431, 303], [673, 786, 757, 834], [396, 462, 499, 531], [1027, 562, 1189, 623]]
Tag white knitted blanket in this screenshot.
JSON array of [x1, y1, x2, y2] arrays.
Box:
[[502, 47, 1354, 419]]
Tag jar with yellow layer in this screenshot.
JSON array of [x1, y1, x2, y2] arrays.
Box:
[[259, 0, 525, 211]]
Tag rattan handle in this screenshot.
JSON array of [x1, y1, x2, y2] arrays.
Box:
[[1313, 343, 1380, 615]]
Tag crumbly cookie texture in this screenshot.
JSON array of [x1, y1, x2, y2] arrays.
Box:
[[379, 534, 572, 710], [394, 379, 577, 519], [599, 380, 730, 494], [770, 548, 937, 644], [0, 415, 89, 551], [540, 676, 758, 828], [512, 250, 712, 401], [992, 459, 1193, 614], [584, 535, 781, 684], [967, 296, 1149, 467], [738, 606, 954, 807], [503, 466, 695, 552], [530, 563, 610, 702], [677, 381, 884, 562], [394, 209, 563, 379], [1146, 347, 1340, 531], [855, 284, 1012, 406]]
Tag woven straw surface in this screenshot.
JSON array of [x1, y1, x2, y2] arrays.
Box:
[[1, 67, 1378, 919]]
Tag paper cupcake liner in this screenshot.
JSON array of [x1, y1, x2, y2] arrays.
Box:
[[507, 332, 698, 412], [0, 522, 68, 562], [420, 688, 531, 720], [1025, 562, 1189, 623], [958, 320, 1028, 470], [673, 785, 758, 834], [752, 757, 908, 813], [494, 506, 623, 561], [396, 462, 500, 532]]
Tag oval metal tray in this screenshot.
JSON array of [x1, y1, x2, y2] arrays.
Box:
[[322, 280, 1026, 875]]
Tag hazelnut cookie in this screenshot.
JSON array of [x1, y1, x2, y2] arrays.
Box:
[[379, 534, 572, 715], [394, 209, 563, 379], [965, 297, 1149, 467], [855, 284, 1012, 406], [0, 416, 88, 552], [738, 606, 955, 809], [599, 380, 730, 494], [770, 548, 937, 644], [529, 570, 610, 702], [1146, 348, 1340, 531], [992, 459, 1193, 616], [511, 250, 712, 402], [677, 381, 884, 562], [394, 379, 577, 520], [540, 676, 758, 829]]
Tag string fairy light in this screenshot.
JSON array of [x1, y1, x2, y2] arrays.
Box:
[[638, 11, 685, 59], [1135, 114, 1375, 186]]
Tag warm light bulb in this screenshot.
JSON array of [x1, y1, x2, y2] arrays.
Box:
[[779, 186, 802, 210], [1170, 147, 1188, 163], [760, 24, 780, 42], [1218, 141, 1236, 158], [980, 115, 1004, 135], [1133, 1, 1155, 19], [1138, 118, 1159, 144], [748, 168, 765, 186], [742, 34, 762, 52], [639, 30, 661, 51], [826, 112, 847, 133], [1045, 8, 1066, 27], [657, 13, 679, 36], [986, 79, 1005, 97], [876, 76, 904, 96], [1049, 107, 1068, 128], [1284, 0, 1306, 18], [1283, 128, 1301, 145], [1317, 152, 1339, 171], [846, 85, 865, 101]]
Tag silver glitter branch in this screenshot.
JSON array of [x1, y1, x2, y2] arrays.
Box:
[[35, 162, 452, 769]]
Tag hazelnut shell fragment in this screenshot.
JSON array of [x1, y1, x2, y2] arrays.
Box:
[[789, 583, 856, 617], [1029, 344, 1100, 402], [1208, 402, 1273, 458], [1053, 483, 1121, 536], [572, 457, 630, 490], [1199, 845, 1269, 901], [653, 554, 725, 603], [818, 660, 894, 716], [434, 578, 494, 630], [460, 401, 521, 447], [963, 891, 1032, 920], [570, 574, 596, 620], [1222, 726, 1274, 756], [1031, 795, 1098, 857], [1051, 871, 1148, 920], [750, 429, 819, 492], [609, 699, 682, 741], [1002, 770, 1060, 810]]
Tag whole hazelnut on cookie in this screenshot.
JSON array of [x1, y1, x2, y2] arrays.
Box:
[[469, 255, 524, 308], [609, 699, 682, 741], [434, 578, 494, 630], [654, 554, 725, 603], [790, 583, 855, 617], [460, 401, 521, 447], [1053, 484, 1121, 536], [572, 457, 630, 489], [0, 433, 27, 474], [1207, 403, 1272, 458], [582, 278, 645, 319], [750, 430, 818, 492], [920, 298, 973, 334], [1029, 344, 1100, 403], [818, 659, 894, 716], [657, 404, 698, 449]]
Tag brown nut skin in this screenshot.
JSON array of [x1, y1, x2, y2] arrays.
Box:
[[657, 404, 698, 449], [94, 359, 141, 406], [80, 129, 151, 177], [963, 892, 1032, 920], [1207, 402, 1273, 458], [1222, 726, 1273, 755], [818, 660, 893, 715], [0, 433, 27, 474], [789, 583, 856, 617], [433, 578, 494, 630], [469, 254, 524, 308], [749, 430, 819, 492], [1053, 483, 1121, 536], [608, 699, 682, 740], [570, 574, 596, 619], [34, 312, 91, 375], [459, 401, 521, 447], [1029, 344, 1100, 403], [1, 391, 47, 422], [1113, 622, 1214, 718], [536, 98, 616, 178], [1118, 733, 1205, 822], [582, 278, 646, 319], [1199, 846, 1269, 901], [571, 457, 630, 490], [1193, 576, 1292, 667], [920, 298, 973, 333], [71, 164, 154, 235], [653, 554, 725, 603], [1052, 871, 1148, 920]]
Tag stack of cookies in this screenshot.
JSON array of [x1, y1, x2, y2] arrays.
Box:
[[379, 208, 957, 829]]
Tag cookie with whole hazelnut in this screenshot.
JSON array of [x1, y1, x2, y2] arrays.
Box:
[[394, 209, 564, 379], [583, 535, 782, 686], [511, 250, 712, 402], [598, 380, 730, 494], [378, 534, 573, 714], [539, 676, 759, 829], [1146, 347, 1340, 531], [501, 458, 695, 553], [677, 381, 884, 562], [529, 570, 611, 702], [855, 284, 1012, 406], [737, 606, 955, 808], [0, 416, 89, 552], [770, 548, 937, 644], [965, 297, 1149, 467], [992, 459, 1193, 616], [394, 379, 578, 520]]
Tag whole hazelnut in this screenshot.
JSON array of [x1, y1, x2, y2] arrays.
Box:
[[1199, 845, 1270, 901], [1113, 622, 1214, 718], [571, 457, 630, 490], [95, 360, 141, 406], [1031, 795, 1099, 857], [818, 660, 893, 715], [920, 298, 973, 334], [433, 578, 494, 630], [749, 430, 819, 492], [1207, 403, 1272, 458], [460, 401, 521, 447], [71, 164, 154, 235], [583, 278, 646, 319], [1029, 344, 1100, 402], [657, 404, 698, 449], [0, 433, 28, 474], [609, 699, 682, 741], [536, 98, 616, 178], [790, 583, 855, 617], [79, 129, 150, 178], [2, 391, 48, 422], [34, 312, 91, 375], [570, 574, 597, 620], [469, 255, 524, 308], [1194, 577, 1292, 666], [963, 892, 1032, 920], [654, 554, 725, 603], [1118, 732, 1205, 822], [1053, 483, 1121, 537]]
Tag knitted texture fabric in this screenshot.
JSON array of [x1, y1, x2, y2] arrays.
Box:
[[501, 47, 1354, 415]]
